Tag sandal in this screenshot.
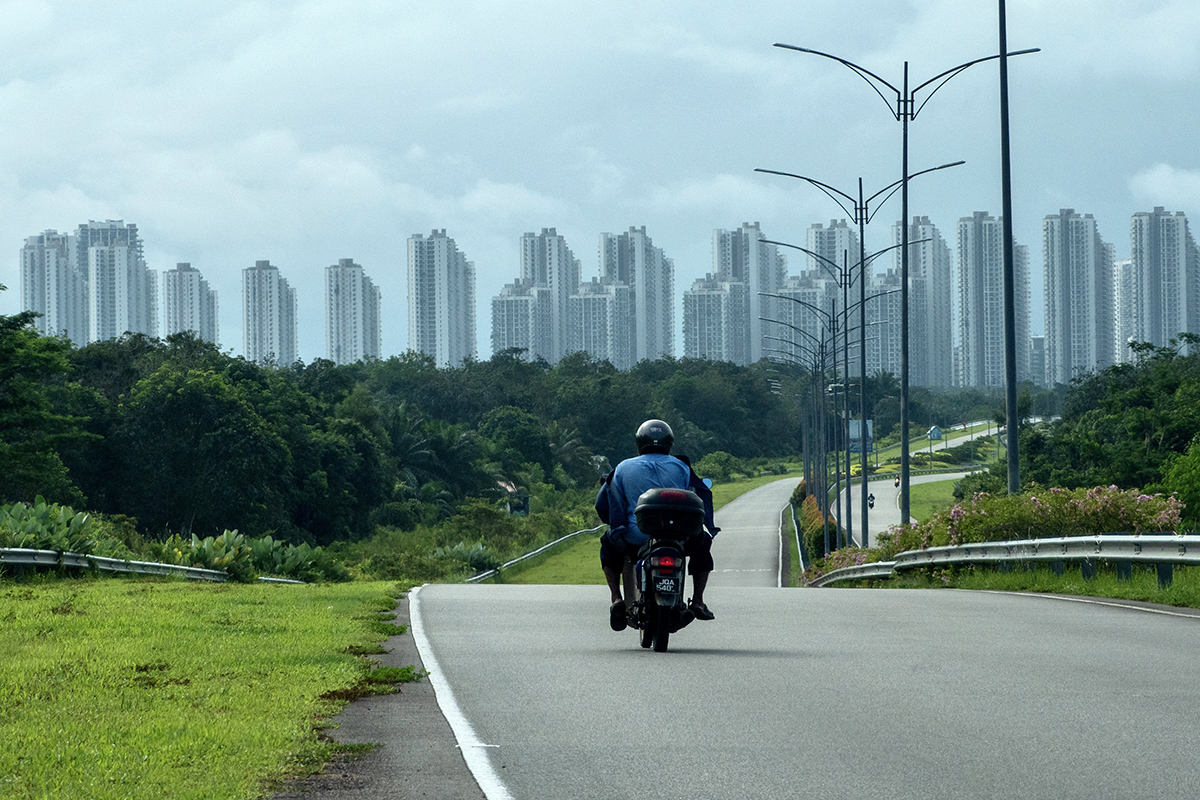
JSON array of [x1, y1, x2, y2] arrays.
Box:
[[689, 599, 715, 621], [609, 599, 627, 631]]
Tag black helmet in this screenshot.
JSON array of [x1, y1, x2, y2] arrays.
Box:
[[635, 419, 674, 455]]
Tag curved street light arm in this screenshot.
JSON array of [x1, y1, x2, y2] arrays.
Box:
[[754, 168, 858, 219], [911, 49, 1040, 119], [760, 291, 832, 325], [764, 336, 820, 364], [774, 43, 901, 117], [761, 239, 843, 283], [859, 238, 932, 270], [760, 316, 823, 349], [862, 162, 966, 222]]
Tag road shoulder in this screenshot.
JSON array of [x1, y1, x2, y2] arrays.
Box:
[[272, 593, 486, 800]]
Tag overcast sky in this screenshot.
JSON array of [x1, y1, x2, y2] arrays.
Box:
[[1, 0, 1198, 361]]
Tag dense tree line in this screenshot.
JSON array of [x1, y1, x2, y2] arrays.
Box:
[[1, 298, 807, 543]]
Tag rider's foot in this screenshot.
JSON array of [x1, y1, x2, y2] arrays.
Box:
[[689, 598, 715, 621], [609, 599, 627, 631]]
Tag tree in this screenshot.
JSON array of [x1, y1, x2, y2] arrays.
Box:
[[114, 366, 292, 537], [0, 299, 86, 505]]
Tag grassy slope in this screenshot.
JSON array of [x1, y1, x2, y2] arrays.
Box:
[[0, 579, 407, 800]]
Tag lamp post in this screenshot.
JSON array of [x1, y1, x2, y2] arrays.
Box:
[[773, 40, 1038, 524], [764, 336, 836, 555], [758, 228, 928, 547]]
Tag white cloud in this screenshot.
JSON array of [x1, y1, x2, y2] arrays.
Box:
[[1129, 163, 1200, 209]]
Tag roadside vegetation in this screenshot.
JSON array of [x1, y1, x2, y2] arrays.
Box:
[[0, 579, 414, 799]]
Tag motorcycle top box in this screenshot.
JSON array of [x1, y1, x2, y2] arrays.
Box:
[[633, 487, 704, 538]]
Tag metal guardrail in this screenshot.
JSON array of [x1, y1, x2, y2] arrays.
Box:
[[810, 561, 898, 586], [808, 533, 1198, 588], [465, 525, 606, 583], [0, 547, 305, 584]]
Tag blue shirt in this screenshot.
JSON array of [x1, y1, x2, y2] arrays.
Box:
[[607, 452, 692, 546]]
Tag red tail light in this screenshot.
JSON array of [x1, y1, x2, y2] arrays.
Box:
[[651, 555, 678, 568]]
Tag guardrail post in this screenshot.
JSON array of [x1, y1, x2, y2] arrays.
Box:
[[1081, 559, 1096, 581], [1050, 560, 1064, 576], [1157, 563, 1174, 589], [1116, 561, 1132, 581]]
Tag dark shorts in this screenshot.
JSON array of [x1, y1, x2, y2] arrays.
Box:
[[599, 528, 714, 575]]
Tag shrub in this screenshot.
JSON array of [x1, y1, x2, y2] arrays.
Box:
[[695, 451, 743, 482]]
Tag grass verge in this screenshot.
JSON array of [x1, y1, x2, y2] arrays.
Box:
[[880, 563, 1200, 610], [0, 577, 416, 799], [908, 479, 959, 523]]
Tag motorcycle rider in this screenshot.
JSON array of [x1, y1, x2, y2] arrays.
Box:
[[597, 419, 718, 631]]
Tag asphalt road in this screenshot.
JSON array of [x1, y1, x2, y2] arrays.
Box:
[[293, 474, 1200, 799], [414, 584, 1200, 799]]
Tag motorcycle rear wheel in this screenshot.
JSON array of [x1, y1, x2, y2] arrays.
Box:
[[652, 614, 669, 652], [639, 589, 654, 648]]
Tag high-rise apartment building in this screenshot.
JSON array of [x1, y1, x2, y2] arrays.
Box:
[[1044, 209, 1115, 385], [162, 262, 218, 344], [682, 222, 784, 365], [600, 226, 674, 362], [408, 230, 476, 367], [956, 212, 1030, 387], [683, 274, 749, 363], [893, 216, 953, 387], [20, 229, 88, 345], [566, 278, 633, 368], [1112, 257, 1137, 364], [242, 260, 297, 365], [490, 229, 579, 362], [1128, 207, 1199, 355], [79, 220, 157, 343], [325, 258, 380, 365]]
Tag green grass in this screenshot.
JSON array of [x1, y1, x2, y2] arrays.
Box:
[[710, 469, 799, 509], [886, 563, 1200, 610], [0, 578, 413, 799], [908, 479, 959, 523], [499, 533, 606, 585]]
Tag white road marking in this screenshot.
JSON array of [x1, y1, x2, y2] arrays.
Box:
[[410, 585, 514, 800]]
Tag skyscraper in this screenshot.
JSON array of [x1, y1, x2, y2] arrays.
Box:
[[894, 216, 953, 387], [567, 278, 633, 368], [599, 226, 674, 362], [325, 258, 380, 365], [490, 228, 580, 362], [683, 274, 749, 363], [242, 260, 297, 365], [1128, 207, 1199, 355], [1044, 209, 1115, 385], [20, 229, 88, 346], [162, 262, 219, 344], [408, 230, 476, 367], [79, 220, 157, 343], [686, 222, 785, 365], [956, 212, 1030, 387]]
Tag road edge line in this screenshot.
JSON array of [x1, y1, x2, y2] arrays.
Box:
[[409, 585, 515, 800]]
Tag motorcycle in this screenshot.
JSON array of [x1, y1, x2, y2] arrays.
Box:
[[621, 487, 706, 653]]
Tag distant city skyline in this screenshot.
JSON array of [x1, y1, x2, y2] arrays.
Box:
[[0, 3, 1196, 362], [17, 203, 1200, 386]]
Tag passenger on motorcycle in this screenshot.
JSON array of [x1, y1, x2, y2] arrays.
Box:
[[597, 419, 718, 631]]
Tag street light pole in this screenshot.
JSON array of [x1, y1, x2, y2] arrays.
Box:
[[773, 41, 1038, 526], [756, 161, 960, 546]]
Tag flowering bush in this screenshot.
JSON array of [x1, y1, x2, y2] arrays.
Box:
[[801, 546, 875, 583], [875, 485, 1184, 561], [803, 485, 1186, 583]]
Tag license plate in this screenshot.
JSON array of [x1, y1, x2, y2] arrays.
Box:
[[655, 577, 678, 593]]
